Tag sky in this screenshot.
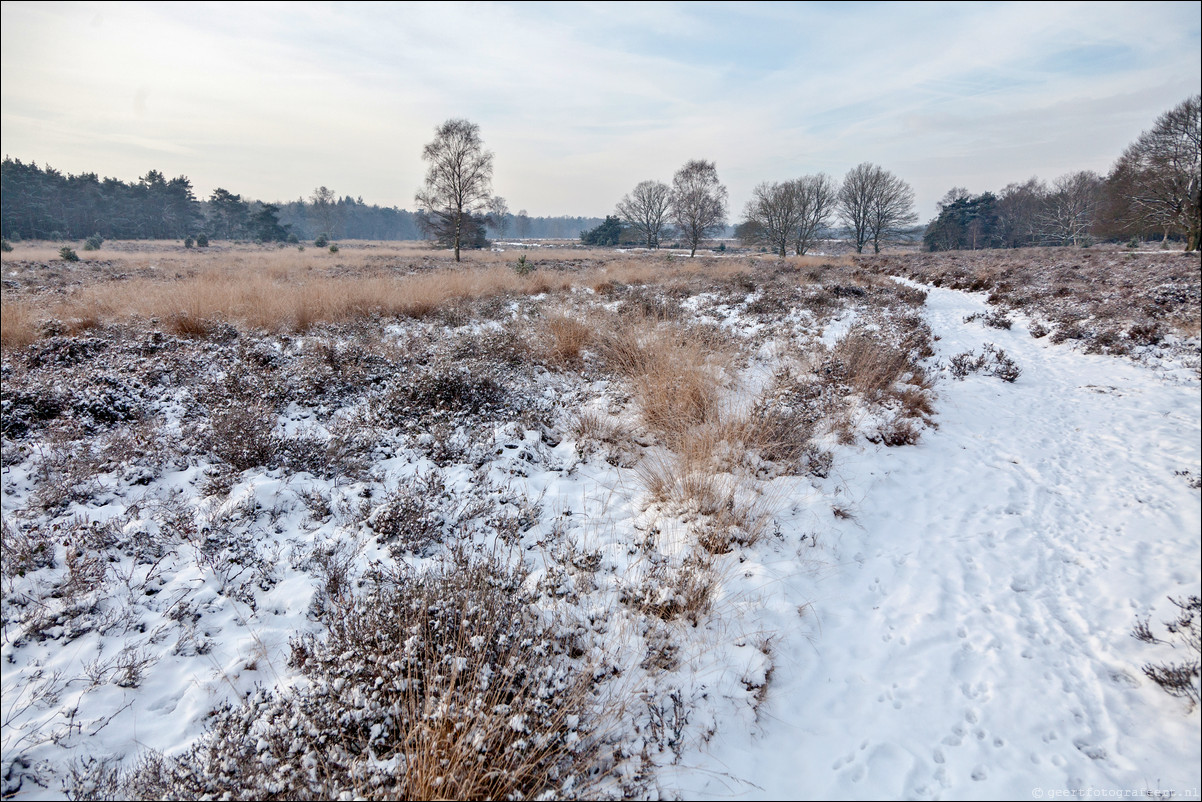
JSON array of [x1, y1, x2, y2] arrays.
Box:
[[2, 1, 1200, 221]]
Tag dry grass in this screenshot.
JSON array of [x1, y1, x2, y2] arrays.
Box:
[[2, 240, 864, 351], [541, 312, 595, 366], [833, 329, 922, 398], [6, 265, 576, 339], [0, 296, 38, 349]]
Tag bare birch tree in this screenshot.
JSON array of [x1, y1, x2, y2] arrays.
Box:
[[670, 160, 728, 256], [616, 180, 672, 248], [309, 185, 340, 239], [792, 173, 839, 255], [414, 119, 494, 261], [1037, 171, 1101, 246], [742, 180, 805, 257], [487, 195, 510, 237]]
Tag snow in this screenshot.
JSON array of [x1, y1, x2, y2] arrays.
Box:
[[681, 284, 1201, 800], [2, 278, 1198, 799]]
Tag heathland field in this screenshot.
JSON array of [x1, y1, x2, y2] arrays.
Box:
[[1, 241, 1199, 799]]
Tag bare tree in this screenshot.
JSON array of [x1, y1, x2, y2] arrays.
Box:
[[670, 160, 728, 256], [487, 195, 510, 238], [837, 163, 876, 253], [742, 180, 806, 257], [514, 209, 531, 239], [1038, 171, 1102, 246], [867, 170, 917, 254], [995, 178, 1046, 248], [1110, 95, 1201, 250], [838, 163, 916, 254], [616, 180, 672, 248], [792, 173, 839, 255], [309, 185, 340, 239], [414, 119, 494, 261]]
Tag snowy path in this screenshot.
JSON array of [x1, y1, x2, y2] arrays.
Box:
[[690, 284, 1201, 800]]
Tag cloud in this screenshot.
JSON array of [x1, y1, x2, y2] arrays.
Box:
[[2, 1, 1198, 218]]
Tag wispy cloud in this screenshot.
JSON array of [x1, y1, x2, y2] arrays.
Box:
[[2, 1, 1198, 218]]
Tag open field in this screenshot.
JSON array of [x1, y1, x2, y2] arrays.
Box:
[[2, 242, 1199, 799]]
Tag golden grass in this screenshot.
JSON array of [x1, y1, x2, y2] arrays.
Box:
[[8, 263, 577, 338], [833, 329, 917, 398], [784, 253, 857, 269], [1, 241, 855, 349], [542, 312, 594, 365], [0, 296, 38, 349]]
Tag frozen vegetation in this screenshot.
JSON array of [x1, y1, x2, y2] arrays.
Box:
[[1, 242, 1198, 799]]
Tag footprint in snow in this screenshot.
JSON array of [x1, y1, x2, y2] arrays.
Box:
[[1010, 575, 1034, 592], [1073, 739, 1108, 760], [1108, 669, 1140, 688]]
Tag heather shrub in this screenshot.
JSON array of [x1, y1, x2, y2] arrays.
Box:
[[72, 548, 619, 800]]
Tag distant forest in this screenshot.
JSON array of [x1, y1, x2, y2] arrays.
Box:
[[0, 158, 604, 243]]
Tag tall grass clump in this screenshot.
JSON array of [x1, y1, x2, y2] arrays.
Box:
[[0, 298, 38, 350], [832, 328, 917, 399]]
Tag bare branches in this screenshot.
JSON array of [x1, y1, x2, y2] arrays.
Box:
[[838, 163, 916, 254], [616, 180, 672, 249], [1110, 95, 1201, 250], [414, 119, 495, 261], [670, 160, 728, 257], [742, 181, 806, 257], [793, 174, 839, 256], [1037, 171, 1102, 246]]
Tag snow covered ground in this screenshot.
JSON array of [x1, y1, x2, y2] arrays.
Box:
[[683, 283, 1201, 800], [2, 267, 1198, 800]]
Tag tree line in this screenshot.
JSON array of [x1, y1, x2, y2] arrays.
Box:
[[923, 95, 1200, 252], [584, 96, 1197, 255], [581, 160, 915, 257], [7, 94, 1195, 253], [0, 157, 603, 245]]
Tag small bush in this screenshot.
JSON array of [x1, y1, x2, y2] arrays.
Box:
[[83, 234, 103, 251], [183, 235, 194, 248], [314, 233, 329, 248], [964, 309, 1012, 330], [371, 472, 447, 556], [329, 244, 338, 254], [1133, 596, 1200, 710], [195, 233, 209, 247], [873, 416, 921, 447], [379, 364, 506, 427], [948, 343, 1020, 383], [79, 548, 615, 800], [514, 253, 534, 275], [59, 246, 79, 262], [286, 233, 299, 244], [1029, 321, 1050, 339], [1, 520, 55, 578], [1, 238, 12, 252], [1127, 322, 1163, 346], [208, 404, 281, 472]]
